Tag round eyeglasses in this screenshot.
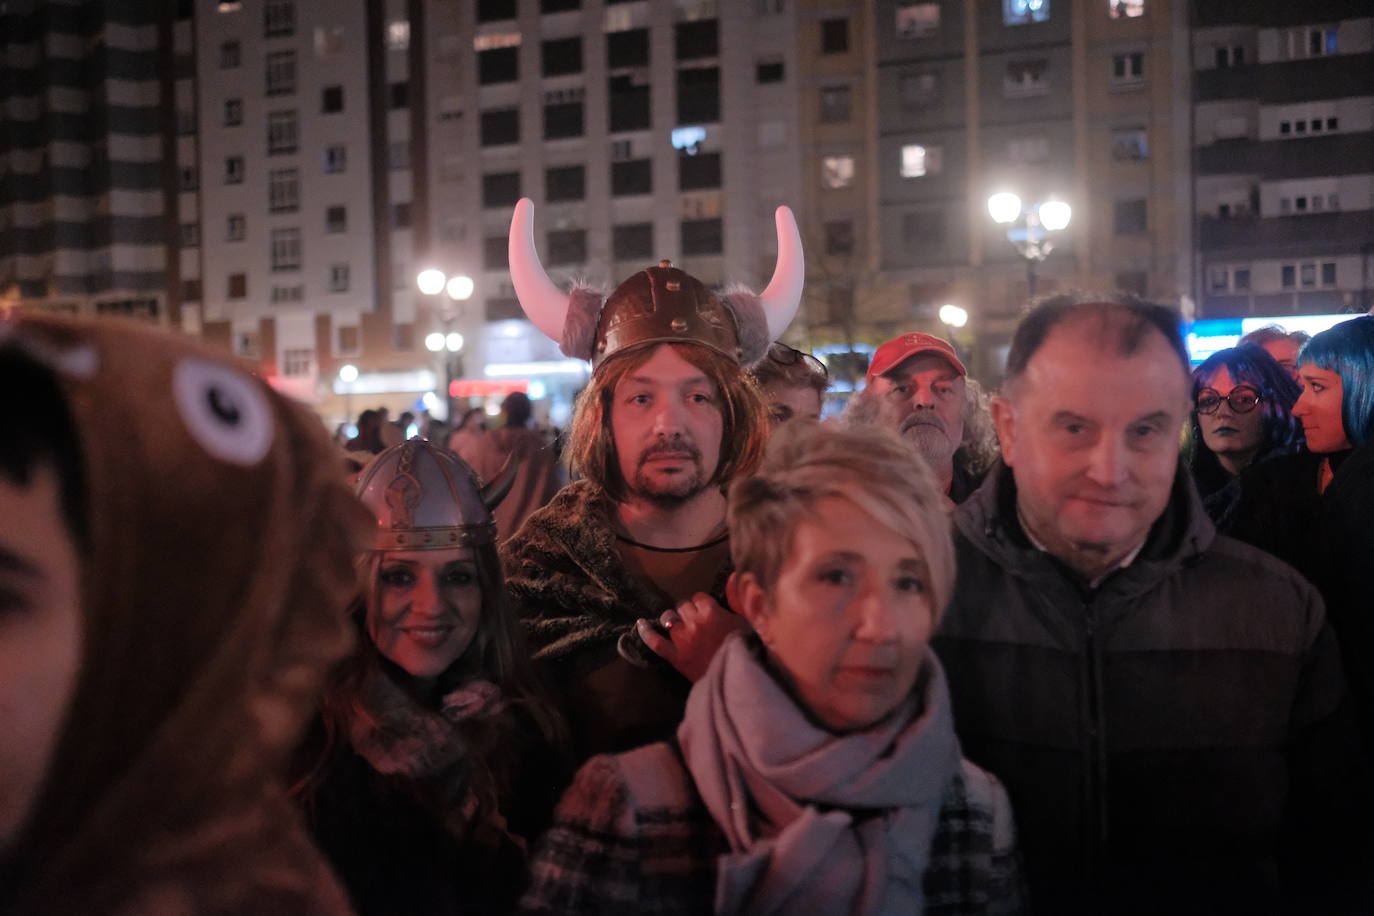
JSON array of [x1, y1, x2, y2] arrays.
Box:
[[1195, 386, 1261, 415]]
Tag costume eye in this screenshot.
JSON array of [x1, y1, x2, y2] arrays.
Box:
[[172, 358, 274, 466]]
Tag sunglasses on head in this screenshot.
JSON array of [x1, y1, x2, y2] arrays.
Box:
[[767, 344, 829, 380], [1195, 386, 1261, 415]]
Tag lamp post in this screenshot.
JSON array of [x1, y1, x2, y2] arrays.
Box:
[[417, 268, 474, 422], [987, 192, 1072, 298], [338, 363, 358, 431]]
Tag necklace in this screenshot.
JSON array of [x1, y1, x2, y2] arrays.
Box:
[[615, 531, 729, 553]]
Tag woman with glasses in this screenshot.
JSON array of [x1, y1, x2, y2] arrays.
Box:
[[1187, 343, 1303, 527], [748, 342, 829, 428], [1230, 317, 1374, 738]]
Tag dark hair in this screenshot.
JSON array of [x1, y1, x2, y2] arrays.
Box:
[[502, 391, 532, 427], [1188, 344, 1304, 494], [356, 408, 378, 427], [747, 343, 829, 397], [1004, 291, 1189, 391], [1298, 316, 1374, 447], [0, 345, 88, 546]]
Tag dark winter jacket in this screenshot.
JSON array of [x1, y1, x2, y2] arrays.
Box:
[[1229, 446, 1374, 745], [500, 480, 732, 760], [933, 461, 1370, 915]]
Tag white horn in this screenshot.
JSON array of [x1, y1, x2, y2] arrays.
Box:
[[507, 198, 570, 344], [759, 206, 805, 340]]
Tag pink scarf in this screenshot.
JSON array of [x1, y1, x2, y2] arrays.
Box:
[[678, 634, 960, 915]]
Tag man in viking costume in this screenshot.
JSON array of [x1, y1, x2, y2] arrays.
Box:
[[499, 198, 804, 760]]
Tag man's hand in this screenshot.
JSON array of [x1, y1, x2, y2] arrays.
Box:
[[635, 592, 748, 682]]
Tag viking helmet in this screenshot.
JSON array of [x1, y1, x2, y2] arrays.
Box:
[[356, 438, 514, 551], [508, 198, 804, 368]]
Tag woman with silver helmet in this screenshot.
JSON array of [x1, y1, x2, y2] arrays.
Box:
[[291, 438, 567, 915]]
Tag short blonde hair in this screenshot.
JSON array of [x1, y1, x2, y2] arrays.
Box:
[[727, 422, 956, 621], [568, 342, 770, 502]]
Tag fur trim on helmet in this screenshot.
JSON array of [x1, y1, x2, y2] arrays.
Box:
[[721, 285, 770, 366], [561, 286, 605, 361]]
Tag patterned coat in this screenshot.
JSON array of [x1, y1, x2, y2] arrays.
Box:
[[501, 480, 732, 760], [520, 742, 1025, 915]]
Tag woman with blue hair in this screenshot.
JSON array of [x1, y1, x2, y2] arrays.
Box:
[[1187, 343, 1303, 528], [1230, 315, 1374, 738]]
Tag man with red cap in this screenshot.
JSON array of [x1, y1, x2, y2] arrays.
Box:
[[847, 332, 998, 505]]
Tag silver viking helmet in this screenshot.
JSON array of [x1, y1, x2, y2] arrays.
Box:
[[508, 198, 805, 368], [356, 438, 515, 551]]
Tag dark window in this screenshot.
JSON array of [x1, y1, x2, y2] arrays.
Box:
[[821, 18, 849, 53], [611, 158, 652, 196], [221, 40, 241, 69], [479, 47, 519, 84], [481, 108, 521, 146], [546, 164, 586, 201], [265, 50, 296, 96], [483, 171, 522, 208], [1113, 199, 1147, 234], [484, 236, 508, 270], [321, 85, 343, 113], [394, 323, 415, 351], [609, 75, 651, 131], [675, 19, 718, 60], [819, 85, 851, 123], [1281, 265, 1295, 288], [826, 283, 854, 324], [228, 273, 248, 298], [613, 222, 654, 261], [547, 229, 587, 265], [325, 205, 347, 233], [681, 218, 723, 255], [541, 0, 580, 11], [824, 219, 854, 256], [901, 210, 944, 245], [607, 28, 649, 68], [224, 98, 243, 126], [544, 102, 584, 140], [1115, 271, 1147, 295], [677, 67, 720, 124], [542, 37, 582, 76], [264, 0, 294, 37], [392, 202, 411, 228], [757, 61, 784, 83], [900, 72, 939, 108], [182, 278, 202, 301], [1322, 262, 1337, 285], [389, 82, 409, 109], [679, 151, 721, 191], [476, 0, 516, 22]]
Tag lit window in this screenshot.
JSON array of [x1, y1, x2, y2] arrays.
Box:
[[387, 20, 410, 50], [822, 155, 854, 189], [218, 1, 242, 12], [900, 144, 942, 178], [1004, 0, 1049, 26], [896, 2, 939, 38], [314, 25, 344, 56], [1111, 127, 1147, 160], [1108, 0, 1142, 18]]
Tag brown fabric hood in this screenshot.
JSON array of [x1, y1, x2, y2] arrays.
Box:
[[4, 315, 371, 914]]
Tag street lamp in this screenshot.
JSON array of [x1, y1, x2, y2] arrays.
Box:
[[938, 304, 968, 329], [987, 192, 1072, 298], [418, 268, 474, 421]]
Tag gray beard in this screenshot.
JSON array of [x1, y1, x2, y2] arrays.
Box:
[[904, 423, 956, 466]]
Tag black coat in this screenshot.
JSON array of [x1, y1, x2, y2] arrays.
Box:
[[933, 462, 1370, 915], [1229, 446, 1374, 743]]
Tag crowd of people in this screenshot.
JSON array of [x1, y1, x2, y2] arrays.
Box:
[[3, 198, 1374, 915]]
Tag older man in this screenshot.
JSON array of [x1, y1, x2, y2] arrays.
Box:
[[848, 332, 997, 503], [933, 293, 1368, 914], [499, 199, 803, 759]]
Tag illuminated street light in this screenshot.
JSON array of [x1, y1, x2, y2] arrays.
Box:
[[446, 274, 474, 301], [337, 363, 358, 383], [986, 192, 1072, 297], [425, 332, 446, 352], [938, 304, 969, 329], [416, 268, 446, 296], [445, 332, 465, 353]]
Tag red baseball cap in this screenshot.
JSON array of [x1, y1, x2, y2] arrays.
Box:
[[866, 332, 967, 384]]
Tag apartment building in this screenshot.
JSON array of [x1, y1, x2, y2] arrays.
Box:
[[1192, 1, 1374, 319], [871, 0, 1190, 378], [1, 2, 183, 322]]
